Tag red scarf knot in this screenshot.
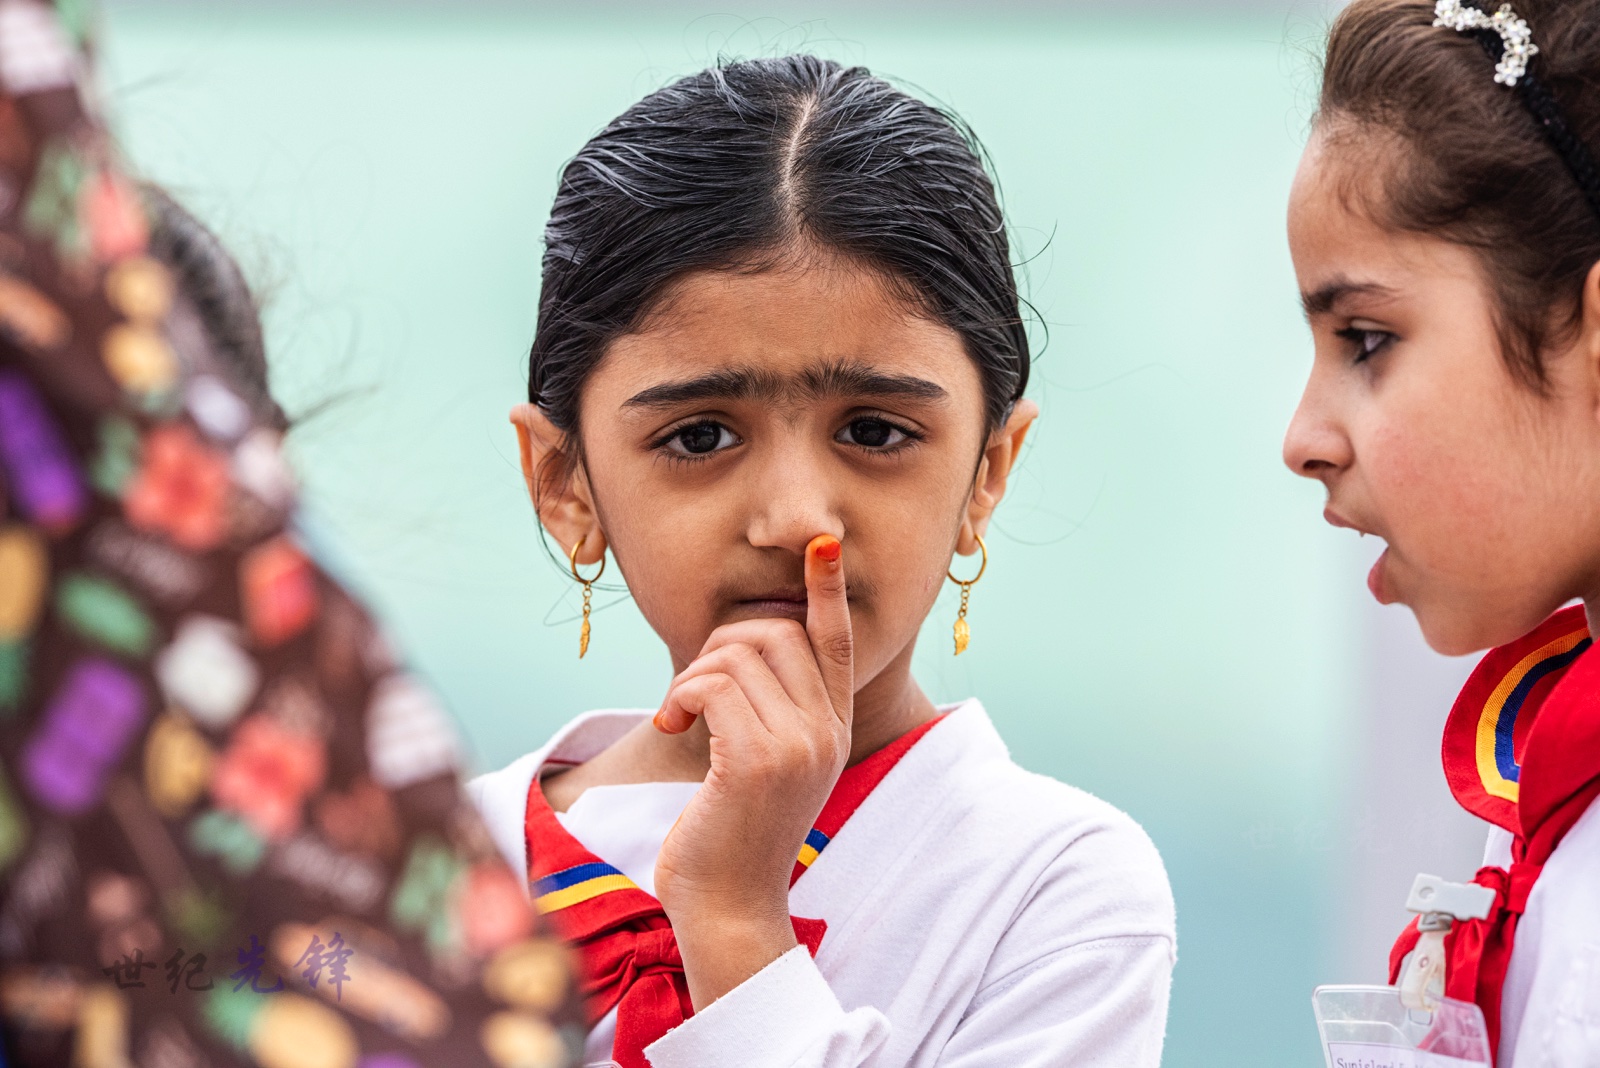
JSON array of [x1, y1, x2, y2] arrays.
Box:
[[1503, 858, 1541, 917], [584, 924, 685, 1021], [584, 915, 826, 1068]]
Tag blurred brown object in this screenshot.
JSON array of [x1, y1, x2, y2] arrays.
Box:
[[0, 3, 580, 1065]]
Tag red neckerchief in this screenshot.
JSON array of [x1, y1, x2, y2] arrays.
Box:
[[1388, 606, 1600, 1061], [525, 713, 946, 1068]]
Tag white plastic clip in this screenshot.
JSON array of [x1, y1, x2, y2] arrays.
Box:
[[1398, 915, 1450, 1012], [1395, 875, 1496, 1012], [1406, 874, 1495, 922]]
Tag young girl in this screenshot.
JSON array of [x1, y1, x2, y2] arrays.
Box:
[[468, 55, 1176, 1068], [1285, 2, 1600, 1063]]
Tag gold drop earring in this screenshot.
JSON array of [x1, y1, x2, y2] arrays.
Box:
[[947, 534, 987, 656], [569, 536, 606, 659]]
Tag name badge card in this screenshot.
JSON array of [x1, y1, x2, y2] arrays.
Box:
[[1314, 986, 1493, 1068]]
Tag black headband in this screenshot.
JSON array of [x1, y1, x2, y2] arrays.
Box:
[[1435, 0, 1600, 221]]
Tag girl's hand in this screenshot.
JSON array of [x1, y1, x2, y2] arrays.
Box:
[[651, 534, 854, 1010]]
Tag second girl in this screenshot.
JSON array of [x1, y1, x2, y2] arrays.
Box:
[[1286, 2, 1600, 1062]]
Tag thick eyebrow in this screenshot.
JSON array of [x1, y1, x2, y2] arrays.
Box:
[[623, 368, 782, 410], [622, 360, 950, 410], [1300, 278, 1398, 319]]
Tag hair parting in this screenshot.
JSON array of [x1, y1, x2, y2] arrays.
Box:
[[528, 54, 1031, 482]]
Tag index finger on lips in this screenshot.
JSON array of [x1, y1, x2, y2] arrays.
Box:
[[804, 534, 854, 724]]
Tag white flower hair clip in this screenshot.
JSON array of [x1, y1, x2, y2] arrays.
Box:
[[1433, 0, 1539, 87], [1429, 0, 1600, 223]]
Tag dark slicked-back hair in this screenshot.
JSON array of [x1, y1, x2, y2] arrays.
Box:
[[529, 54, 1028, 446]]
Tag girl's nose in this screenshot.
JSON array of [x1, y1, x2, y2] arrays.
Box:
[[1282, 389, 1353, 480], [743, 449, 843, 555]]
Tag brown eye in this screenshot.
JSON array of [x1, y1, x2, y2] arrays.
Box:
[[837, 417, 906, 449], [663, 422, 737, 457], [1336, 327, 1395, 364]]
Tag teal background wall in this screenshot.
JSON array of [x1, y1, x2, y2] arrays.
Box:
[[101, 5, 1382, 1063]]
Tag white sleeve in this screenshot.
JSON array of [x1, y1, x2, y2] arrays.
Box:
[[643, 934, 1173, 1068], [644, 946, 890, 1068], [933, 935, 1173, 1068]]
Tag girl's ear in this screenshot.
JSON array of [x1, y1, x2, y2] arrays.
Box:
[[1583, 259, 1600, 422], [957, 398, 1039, 555], [509, 403, 608, 565]]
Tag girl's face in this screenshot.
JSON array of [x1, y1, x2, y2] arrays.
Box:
[[1283, 129, 1600, 655], [516, 249, 1036, 685]]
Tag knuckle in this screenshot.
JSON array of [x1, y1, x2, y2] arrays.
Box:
[[706, 673, 741, 699], [774, 619, 808, 644], [785, 733, 839, 778], [817, 568, 848, 594], [816, 735, 847, 774], [677, 673, 728, 709], [819, 630, 854, 664], [725, 642, 762, 667], [705, 622, 743, 646], [690, 649, 730, 676]]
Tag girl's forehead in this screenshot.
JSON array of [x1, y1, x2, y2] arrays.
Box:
[[638, 256, 939, 342], [593, 261, 980, 405], [1291, 198, 1488, 315], [1289, 148, 1483, 307]]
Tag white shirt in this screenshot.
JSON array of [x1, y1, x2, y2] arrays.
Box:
[[555, 781, 702, 899], [468, 699, 1177, 1068], [1486, 796, 1600, 1068]]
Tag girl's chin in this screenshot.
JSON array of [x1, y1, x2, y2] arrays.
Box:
[[1410, 596, 1560, 659], [1412, 617, 1491, 658], [1367, 547, 1395, 605]]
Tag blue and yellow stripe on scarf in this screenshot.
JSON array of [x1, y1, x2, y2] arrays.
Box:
[[533, 861, 637, 913], [796, 828, 831, 870], [1474, 629, 1590, 803], [534, 828, 836, 916], [1444, 606, 1593, 829]]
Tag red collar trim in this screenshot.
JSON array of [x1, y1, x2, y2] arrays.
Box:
[[1443, 606, 1593, 834], [524, 784, 665, 942]]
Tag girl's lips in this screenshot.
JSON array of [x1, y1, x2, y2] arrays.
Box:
[[733, 597, 808, 623], [1323, 507, 1375, 536], [1324, 507, 1356, 531], [1367, 547, 1395, 605]]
